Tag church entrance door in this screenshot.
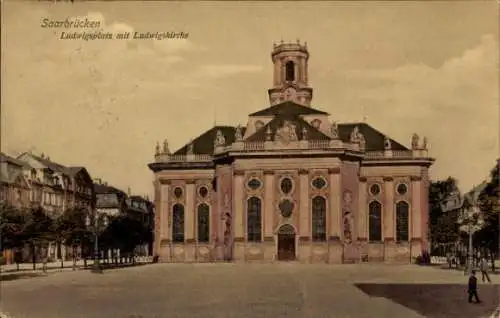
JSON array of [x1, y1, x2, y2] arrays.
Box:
[[277, 224, 296, 261]]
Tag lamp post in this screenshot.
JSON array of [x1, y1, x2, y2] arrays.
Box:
[[86, 211, 103, 274], [459, 204, 483, 275]]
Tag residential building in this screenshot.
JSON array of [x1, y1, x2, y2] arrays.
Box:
[[127, 195, 155, 256], [94, 179, 128, 222], [16, 152, 95, 260], [148, 41, 435, 264], [94, 180, 155, 257], [0, 152, 31, 208]]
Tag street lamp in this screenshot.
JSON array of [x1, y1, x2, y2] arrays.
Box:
[[458, 204, 484, 275], [86, 212, 105, 274]]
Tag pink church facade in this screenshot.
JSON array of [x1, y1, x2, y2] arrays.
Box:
[[148, 41, 434, 264]]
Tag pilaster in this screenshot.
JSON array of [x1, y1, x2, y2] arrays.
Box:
[[421, 176, 430, 251], [233, 172, 245, 239], [358, 177, 368, 240], [410, 176, 422, 241], [383, 177, 394, 240], [264, 171, 275, 237], [185, 181, 195, 241], [328, 168, 341, 238], [299, 169, 309, 237], [160, 181, 170, 241]]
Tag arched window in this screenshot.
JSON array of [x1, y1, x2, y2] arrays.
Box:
[[197, 204, 210, 243], [312, 196, 326, 241], [285, 61, 295, 81], [368, 201, 382, 242], [172, 204, 185, 243], [396, 201, 409, 242], [247, 197, 262, 242]]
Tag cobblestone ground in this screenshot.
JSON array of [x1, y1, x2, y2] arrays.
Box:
[[1, 263, 499, 318]]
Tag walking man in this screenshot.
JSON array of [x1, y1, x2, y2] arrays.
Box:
[[468, 270, 481, 303], [480, 257, 492, 283]]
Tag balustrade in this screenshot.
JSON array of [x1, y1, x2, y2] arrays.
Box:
[[154, 141, 429, 163]]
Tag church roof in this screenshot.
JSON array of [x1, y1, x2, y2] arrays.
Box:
[[249, 101, 329, 116], [337, 123, 408, 151], [173, 125, 247, 155], [246, 114, 330, 142]]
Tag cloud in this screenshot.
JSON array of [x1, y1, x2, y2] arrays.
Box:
[[198, 64, 263, 78], [344, 34, 498, 190]]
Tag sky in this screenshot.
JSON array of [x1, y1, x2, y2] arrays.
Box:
[[2, 1, 499, 196]]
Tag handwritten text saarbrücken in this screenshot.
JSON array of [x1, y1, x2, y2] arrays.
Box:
[[40, 18, 101, 29]]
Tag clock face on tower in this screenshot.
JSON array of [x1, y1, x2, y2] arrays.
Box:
[[283, 87, 297, 101]]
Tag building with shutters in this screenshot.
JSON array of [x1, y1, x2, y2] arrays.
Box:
[[148, 41, 435, 263]]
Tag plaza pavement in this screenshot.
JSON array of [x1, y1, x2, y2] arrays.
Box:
[[0, 263, 499, 318]]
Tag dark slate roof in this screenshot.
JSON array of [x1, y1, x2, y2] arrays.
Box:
[[28, 154, 70, 174], [94, 183, 126, 195], [172, 122, 408, 155], [67, 166, 85, 176], [337, 123, 409, 151], [246, 114, 330, 142], [249, 101, 329, 116], [173, 125, 247, 155], [1, 152, 31, 168]]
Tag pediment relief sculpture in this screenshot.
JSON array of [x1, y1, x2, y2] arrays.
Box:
[[274, 120, 298, 144]]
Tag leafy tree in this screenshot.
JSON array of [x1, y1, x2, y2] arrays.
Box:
[[100, 214, 149, 264], [0, 203, 25, 269], [434, 213, 460, 244], [23, 207, 54, 270], [53, 207, 92, 269], [428, 177, 460, 247], [476, 161, 500, 271]]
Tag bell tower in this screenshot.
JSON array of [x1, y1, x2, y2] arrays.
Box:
[[268, 39, 313, 106]]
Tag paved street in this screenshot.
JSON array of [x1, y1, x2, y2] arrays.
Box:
[[1, 263, 499, 318]]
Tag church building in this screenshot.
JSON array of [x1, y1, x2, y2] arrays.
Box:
[[148, 41, 435, 264]]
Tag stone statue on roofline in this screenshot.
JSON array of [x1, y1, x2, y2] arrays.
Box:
[[301, 127, 308, 140], [359, 133, 366, 150], [214, 130, 226, 147], [411, 133, 420, 150], [331, 121, 339, 139], [187, 140, 194, 155], [265, 126, 272, 141], [163, 139, 170, 154], [234, 125, 243, 141], [422, 136, 428, 150], [384, 136, 392, 150], [349, 126, 361, 143], [155, 142, 160, 156]]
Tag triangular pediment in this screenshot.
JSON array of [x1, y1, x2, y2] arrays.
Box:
[[249, 101, 329, 117], [246, 114, 330, 142]]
